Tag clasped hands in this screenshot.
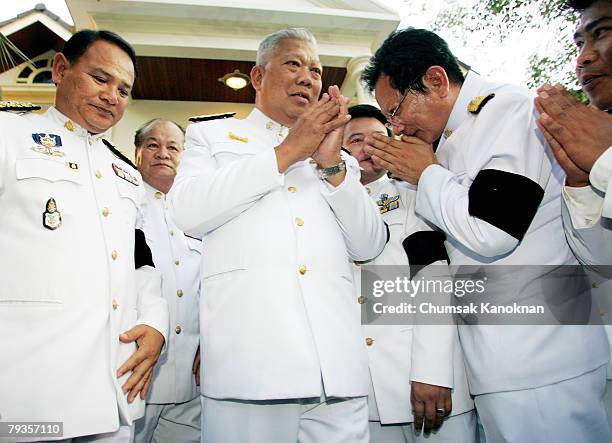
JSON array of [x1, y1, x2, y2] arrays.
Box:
[[276, 85, 350, 176], [534, 84, 612, 188]]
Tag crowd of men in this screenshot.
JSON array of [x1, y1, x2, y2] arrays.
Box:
[[0, 0, 610, 442]]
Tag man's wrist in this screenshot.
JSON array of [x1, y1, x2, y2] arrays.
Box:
[[314, 154, 342, 168], [317, 160, 346, 180]]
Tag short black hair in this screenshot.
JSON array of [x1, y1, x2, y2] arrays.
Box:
[[348, 104, 392, 136], [563, 0, 599, 11], [362, 28, 464, 95], [61, 29, 138, 76]]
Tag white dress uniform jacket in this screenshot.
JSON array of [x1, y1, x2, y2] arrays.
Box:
[[358, 176, 473, 424], [142, 183, 201, 404], [170, 108, 387, 400], [0, 107, 169, 441], [414, 72, 609, 395]]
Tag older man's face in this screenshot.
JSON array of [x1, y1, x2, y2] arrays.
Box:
[[52, 40, 135, 134], [252, 38, 323, 127], [574, 0, 612, 110], [374, 74, 448, 144], [135, 121, 185, 187]]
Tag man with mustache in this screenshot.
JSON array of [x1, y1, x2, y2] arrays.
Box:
[[132, 119, 202, 443], [361, 27, 610, 442], [0, 30, 168, 441], [170, 28, 387, 442]]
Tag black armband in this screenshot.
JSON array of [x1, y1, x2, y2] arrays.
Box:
[[468, 169, 544, 241], [402, 230, 449, 278], [135, 229, 155, 269]]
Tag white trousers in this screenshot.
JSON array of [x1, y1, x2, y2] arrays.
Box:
[[475, 364, 611, 443], [368, 410, 476, 443], [133, 396, 201, 443], [201, 394, 369, 443]]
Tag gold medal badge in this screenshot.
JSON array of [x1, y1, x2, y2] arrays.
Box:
[[42, 197, 62, 230]]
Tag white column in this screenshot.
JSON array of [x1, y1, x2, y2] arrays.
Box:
[[341, 55, 377, 106]]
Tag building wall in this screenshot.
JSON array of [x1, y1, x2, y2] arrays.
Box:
[[112, 99, 254, 159]]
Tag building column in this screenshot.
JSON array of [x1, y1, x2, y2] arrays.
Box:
[[341, 55, 377, 106]]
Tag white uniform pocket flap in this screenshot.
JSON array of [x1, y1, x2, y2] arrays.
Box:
[[16, 157, 83, 184]]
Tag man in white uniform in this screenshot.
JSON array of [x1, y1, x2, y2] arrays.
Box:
[[362, 28, 611, 442], [0, 30, 168, 442], [344, 104, 475, 443], [534, 0, 612, 264], [170, 28, 387, 443], [535, 0, 612, 429], [132, 119, 201, 443]]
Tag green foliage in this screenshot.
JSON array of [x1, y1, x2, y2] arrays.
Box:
[[430, 0, 587, 101]]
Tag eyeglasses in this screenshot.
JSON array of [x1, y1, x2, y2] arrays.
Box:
[[385, 90, 408, 129]]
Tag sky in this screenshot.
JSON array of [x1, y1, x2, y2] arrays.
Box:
[[0, 0, 575, 87]]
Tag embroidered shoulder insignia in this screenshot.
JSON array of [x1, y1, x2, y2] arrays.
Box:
[[188, 112, 236, 123], [228, 132, 248, 143], [0, 101, 41, 112], [467, 93, 495, 114]]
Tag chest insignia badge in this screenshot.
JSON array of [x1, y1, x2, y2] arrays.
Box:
[[31, 133, 65, 157], [42, 197, 62, 230], [377, 193, 400, 214], [112, 163, 140, 186]]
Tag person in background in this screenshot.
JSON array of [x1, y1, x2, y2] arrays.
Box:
[[344, 104, 476, 443], [132, 118, 201, 443]]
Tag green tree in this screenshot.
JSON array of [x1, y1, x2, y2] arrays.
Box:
[[430, 0, 587, 101]]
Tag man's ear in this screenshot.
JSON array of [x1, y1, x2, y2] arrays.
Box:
[[134, 147, 143, 167], [51, 52, 70, 85], [250, 65, 264, 92], [423, 66, 450, 99]]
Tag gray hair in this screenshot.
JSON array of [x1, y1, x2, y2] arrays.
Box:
[[256, 28, 317, 66], [134, 118, 185, 147]]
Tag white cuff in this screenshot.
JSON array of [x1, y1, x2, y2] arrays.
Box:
[[590, 146, 612, 193], [563, 184, 603, 229]]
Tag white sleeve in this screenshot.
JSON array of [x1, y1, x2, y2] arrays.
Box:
[[319, 154, 387, 261], [135, 266, 169, 351], [170, 122, 284, 236], [416, 93, 550, 258], [589, 146, 612, 218], [563, 185, 612, 265]]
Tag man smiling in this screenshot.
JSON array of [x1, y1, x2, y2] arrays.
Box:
[[170, 28, 387, 443], [0, 30, 168, 442]]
